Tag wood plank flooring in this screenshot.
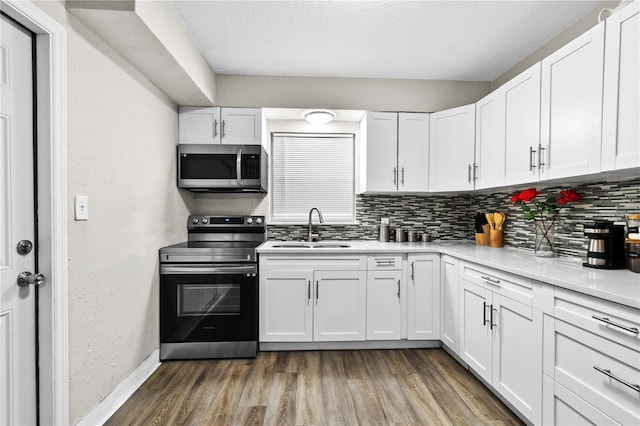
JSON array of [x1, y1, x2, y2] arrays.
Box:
[[105, 349, 524, 425]]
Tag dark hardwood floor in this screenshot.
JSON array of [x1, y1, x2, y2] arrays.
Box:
[[105, 349, 524, 425]]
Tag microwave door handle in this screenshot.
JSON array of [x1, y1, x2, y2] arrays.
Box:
[[237, 148, 242, 183]]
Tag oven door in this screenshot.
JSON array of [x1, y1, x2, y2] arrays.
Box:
[[160, 264, 257, 343]]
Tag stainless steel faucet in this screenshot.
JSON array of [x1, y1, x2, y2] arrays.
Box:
[[307, 207, 324, 242]]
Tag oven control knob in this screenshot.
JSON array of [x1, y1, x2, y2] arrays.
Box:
[[256, 218, 263, 225], [201, 218, 208, 224], [192, 217, 199, 225], [247, 218, 253, 224]]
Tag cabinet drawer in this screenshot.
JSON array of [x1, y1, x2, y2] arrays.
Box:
[[545, 318, 640, 425], [460, 261, 535, 306], [367, 255, 403, 270], [261, 255, 366, 271], [553, 287, 639, 351]]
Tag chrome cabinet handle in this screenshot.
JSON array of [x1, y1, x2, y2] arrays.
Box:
[[393, 167, 397, 187], [397, 280, 401, 300], [410, 261, 414, 282], [307, 280, 311, 302], [221, 120, 226, 138], [473, 163, 478, 182], [468, 164, 472, 183], [490, 305, 497, 329], [376, 260, 395, 266], [592, 315, 639, 334], [213, 119, 218, 138], [401, 167, 405, 186], [529, 146, 537, 171], [593, 366, 640, 392], [538, 144, 546, 168], [480, 275, 500, 285], [316, 280, 319, 302], [483, 301, 489, 326]]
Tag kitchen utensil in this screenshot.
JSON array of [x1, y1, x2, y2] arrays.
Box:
[[474, 212, 484, 233], [486, 213, 495, 230], [494, 212, 505, 230]]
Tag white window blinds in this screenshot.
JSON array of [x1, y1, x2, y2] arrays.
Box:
[[271, 133, 355, 223]]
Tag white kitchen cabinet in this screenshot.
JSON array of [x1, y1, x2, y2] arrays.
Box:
[[360, 112, 429, 193], [429, 104, 475, 192], [475, 88, 506, 189], [260, 269, 314, 342], [366, 270, 402, 340], [259, 255, 367, 343], [459, 262, 543, 424], [602, 2, 640, 171], [540, 21, 605, 180], [503, 63, 542, 186], [178, 106, 262, 145], [407, 254, 440, 340], [440, 255, 459, 354]]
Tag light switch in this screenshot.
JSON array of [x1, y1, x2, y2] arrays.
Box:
[[74, 195, 89, 221]]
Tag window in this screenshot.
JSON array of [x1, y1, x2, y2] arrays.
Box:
[[271, 133, 355, 223]]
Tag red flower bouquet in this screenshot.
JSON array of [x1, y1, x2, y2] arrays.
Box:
[[510, 187, 582, 256]]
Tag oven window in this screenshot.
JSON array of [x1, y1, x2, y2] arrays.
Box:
[[180, 154, 237, 179], [178, 284, 241, 316]]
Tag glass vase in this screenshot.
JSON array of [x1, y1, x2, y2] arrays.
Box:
[[534, 220, 557, 257]]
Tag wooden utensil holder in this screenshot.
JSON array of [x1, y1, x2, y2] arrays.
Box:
[[476, 224, 491, 246], [489, 229, 503, 248]]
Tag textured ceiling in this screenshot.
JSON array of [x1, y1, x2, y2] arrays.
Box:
[[170, 0, 605, 82]]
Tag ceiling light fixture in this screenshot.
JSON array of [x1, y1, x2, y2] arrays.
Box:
[[304, 110, 336, 124]]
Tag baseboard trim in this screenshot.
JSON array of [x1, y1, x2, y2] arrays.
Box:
[[77, 349, 160, 426], [260, 340, 441, 351]]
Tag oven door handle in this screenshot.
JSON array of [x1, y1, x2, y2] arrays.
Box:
[[160, 264, 257, 275]]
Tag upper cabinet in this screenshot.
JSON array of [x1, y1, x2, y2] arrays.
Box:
[[359, 112, 429, 193], [540, 21, 605, 180], [429, 104, 475, 192], [602, 2, 640, 171], [475, 88, 506, 189], [178, 106, 262, 145]]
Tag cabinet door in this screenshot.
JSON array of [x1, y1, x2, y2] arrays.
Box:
[[398, 113, 429, 192], [503, 63, 542, 186], [259, 270, 313, 342], [460, 279, 493, 383], [540, 22, 605, 180], [440, 255, 459, 354], [602, 3, 640, 171], [363, 112, 398, 192], [313, 270, 367, 342], [178, 106, 221, 144], [475, 89, 506, 189], [220, 107, 262, 145], [492, 295, 543, 425], [407, 254, 441, 340], [366, 270, 402, 340], [429, 104, 475, 192]]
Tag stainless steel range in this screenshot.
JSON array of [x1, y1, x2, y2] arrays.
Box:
[[159, 215, 265, 360]]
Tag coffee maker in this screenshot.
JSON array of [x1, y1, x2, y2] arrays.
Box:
[[583, 220, 626, 269]]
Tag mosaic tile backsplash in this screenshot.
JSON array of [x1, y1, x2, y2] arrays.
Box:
[[267, 176, 640, 260]]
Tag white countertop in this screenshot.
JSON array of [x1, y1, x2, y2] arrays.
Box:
[[258, 240, 640, 309]]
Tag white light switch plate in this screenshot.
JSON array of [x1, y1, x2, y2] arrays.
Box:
[[75, 195, 89, 221]]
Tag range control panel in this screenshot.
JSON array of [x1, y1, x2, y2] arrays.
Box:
[[188, 215, 265, 230]]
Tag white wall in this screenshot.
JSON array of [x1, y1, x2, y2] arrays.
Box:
[[34, 1, 192, 423], [215, 74, 491, 112]]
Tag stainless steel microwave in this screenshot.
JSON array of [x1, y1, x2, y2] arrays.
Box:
[[177, 144, 268, 193]]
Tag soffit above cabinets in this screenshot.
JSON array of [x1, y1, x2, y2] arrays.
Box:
[[67, 0, 217, 106], [170, 0, 614, 81]]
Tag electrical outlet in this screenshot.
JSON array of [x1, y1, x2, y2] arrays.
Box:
[[74, 195, 89, 221]]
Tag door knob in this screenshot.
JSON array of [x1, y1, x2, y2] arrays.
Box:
[[16, 240, 33, 255], [17, 271, 46, 287]]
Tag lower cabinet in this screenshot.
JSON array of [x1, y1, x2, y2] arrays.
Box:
[[259, 264, 366, 342], [407, 254, 441, 340], [366, 269, 402, 340], [460, 264, 543, 424], [440, 255, 460, 354]]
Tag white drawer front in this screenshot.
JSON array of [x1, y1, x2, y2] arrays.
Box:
[[549, 319, 640, 425], [261, 255, 366, 271], [554, 287, 640, 351], [460, 261, 534, 306], [367, 255, 403, 270]]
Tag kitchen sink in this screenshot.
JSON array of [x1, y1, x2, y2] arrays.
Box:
[[271, 242, 351, 249]]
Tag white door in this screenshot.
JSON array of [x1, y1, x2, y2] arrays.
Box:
[[475, 89, 506, 189], [429, 104, 475, 192], [313, 270, 366, 342], [460, 280, 493, 383], [398, 112, 429, 192], [363, 112, 398, 192], [440, 255, 459, 353], [178, 106, 221, 144], [1, 16, 38, 426], [366, 270, 402, 340]]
